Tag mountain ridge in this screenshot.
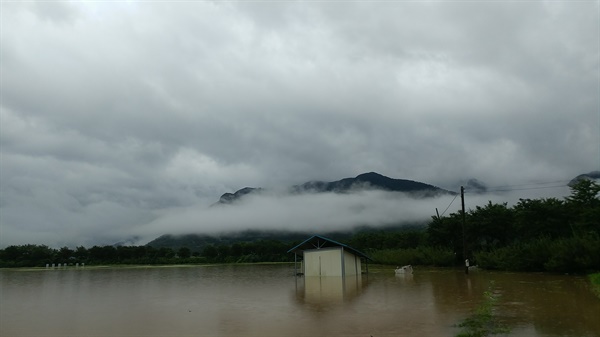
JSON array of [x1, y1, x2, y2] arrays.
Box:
[[216, 171, 455, 205], [145, 171, 594, 250]]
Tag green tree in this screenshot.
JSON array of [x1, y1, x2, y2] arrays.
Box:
[[57, 246, 74, 263], [2, 245, 22, 261], [88, 245, 117, 263], [566, 179, 600, 205], [156, 247, 175, 259], [513, 198, 570, 240], [231, 243, 243, 257], [427, 213, 463, 259], [178, 247, 191, 259], [74, 246, 89, 261], [216, 244, 231, 260], [202, 245, 218, 259], [0, 244, 55, 267], [116, 246, 136, 261], [467, 201, 514, 251], [565, 180, 600, 236]]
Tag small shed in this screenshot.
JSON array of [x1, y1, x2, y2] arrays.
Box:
[[287, 235, 371, 277]]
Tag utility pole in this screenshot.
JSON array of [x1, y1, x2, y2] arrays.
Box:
[[461, 186, 468, 274]]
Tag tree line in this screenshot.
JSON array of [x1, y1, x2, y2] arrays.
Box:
[[0, 239, 294, 267], [1, 180, 598, 273], [367, 179, 600, 273]]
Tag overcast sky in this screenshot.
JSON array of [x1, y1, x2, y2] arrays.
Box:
[[1, 1, 599, 248]]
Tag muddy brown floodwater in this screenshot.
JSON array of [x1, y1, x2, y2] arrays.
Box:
[[1, 264, 599, 337]]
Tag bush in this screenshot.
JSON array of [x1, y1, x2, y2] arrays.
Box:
[[475, 235, 600, 273], [589, 273, 600, 299], [475, 238, 553, 271], [544, 235, 600, 273]]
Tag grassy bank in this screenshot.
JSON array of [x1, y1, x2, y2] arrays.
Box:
[[455, 284, 510, 337], [589, 273, 600, 299]]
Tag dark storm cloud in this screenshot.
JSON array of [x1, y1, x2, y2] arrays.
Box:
[[0, 1, 597, 247]]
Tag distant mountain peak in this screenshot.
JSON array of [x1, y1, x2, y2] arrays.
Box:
[[356, 172, 383, 179], [465, 178, 487, 194], [217, 187, 262, 205]]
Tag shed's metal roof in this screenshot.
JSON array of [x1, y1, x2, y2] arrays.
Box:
[[287, 235, 371, 260]]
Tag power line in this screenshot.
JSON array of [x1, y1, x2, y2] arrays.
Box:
[[483, 184, 568, 193], [464, 180, 570, 193], [439, 193, 459, 217], [437, 180, 569, 216], [483, 180, 569, 189]]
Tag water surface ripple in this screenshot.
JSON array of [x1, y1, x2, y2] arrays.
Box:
[[1, 264, 598, 336]]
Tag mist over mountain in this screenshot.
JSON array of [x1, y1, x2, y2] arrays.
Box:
[[217, 187, 264, 205], [569, 171, 600, 186], [464, 178, 488, 194], [215, 172, 454, 205], [147, 172, 454, 249], [145, 223, 427, 252], [126, 170, 588, 249]]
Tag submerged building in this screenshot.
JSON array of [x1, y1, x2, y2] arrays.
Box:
[[287, 235, 371, 277]]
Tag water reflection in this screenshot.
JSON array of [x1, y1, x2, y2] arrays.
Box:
[[427, 269, 600, 337], [294, 274, 364, 306], [394, 272, 414, 282], [1, 265, 599, 337]]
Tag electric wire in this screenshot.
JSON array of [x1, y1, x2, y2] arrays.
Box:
[[482, 184, 568, 193], [463, 180, 570, 193], [437, 179, 571, 217], [439, 193, 459, 217]]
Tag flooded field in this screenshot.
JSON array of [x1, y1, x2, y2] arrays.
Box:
[[1, 264, 599, 337]]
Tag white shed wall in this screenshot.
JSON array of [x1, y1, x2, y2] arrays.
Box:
[[304, 248, 343, 276], [343, 250, 361, 276]]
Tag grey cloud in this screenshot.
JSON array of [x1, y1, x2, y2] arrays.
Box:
[[0, 2, 597, 247]]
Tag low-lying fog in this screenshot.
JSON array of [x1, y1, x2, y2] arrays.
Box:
[[130, 185, 571, 245]]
